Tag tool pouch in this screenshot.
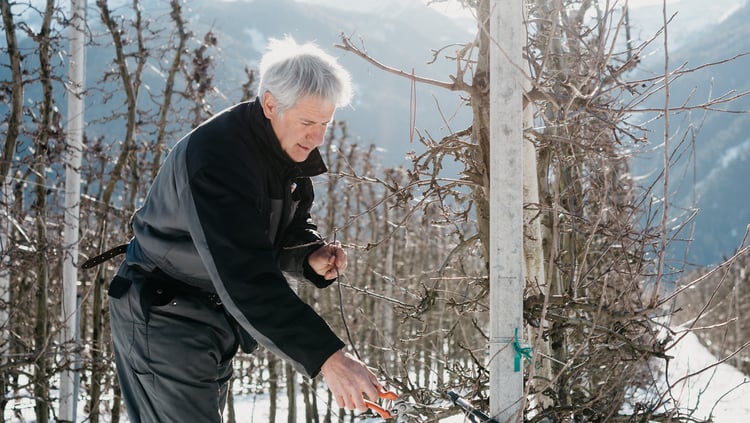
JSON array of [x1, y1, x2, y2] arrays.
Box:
[[107, 267, 177, 322], [108, 276, 132, 299], [137, 275, 178, 322]]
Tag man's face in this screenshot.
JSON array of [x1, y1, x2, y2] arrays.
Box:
[[262, 92, 336, 163]]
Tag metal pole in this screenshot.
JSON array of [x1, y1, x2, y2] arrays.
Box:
[[489, 0, 524, 421], [60, 0, 86, 420]]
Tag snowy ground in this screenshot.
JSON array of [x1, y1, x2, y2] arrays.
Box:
[[625, 330, 750, 422], [4, 331, 749, 422], [233, 334, 750, 423]]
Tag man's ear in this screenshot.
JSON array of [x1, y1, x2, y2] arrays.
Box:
[[261, 91, 276, 119]]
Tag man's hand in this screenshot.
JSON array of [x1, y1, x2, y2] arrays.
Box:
[[320, 350, 383, 412], [308, 242, 347, 280]]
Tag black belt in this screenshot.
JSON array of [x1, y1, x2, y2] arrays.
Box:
[[84, 245, 222, 307], [108, 265, 258, 353], [139, 267, 223, 309], [93, 243, 224, 318], [81, 243, 129, 269], [108, 265, 223, 322]]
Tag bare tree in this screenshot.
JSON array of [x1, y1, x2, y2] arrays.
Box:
[[673, 241, 750, 374], [2, 1, 748, 421], [330, 0, 750, 421], [26, 2, 61, 421], [0, 1, 25, 417], [0, 0, 235, 419]]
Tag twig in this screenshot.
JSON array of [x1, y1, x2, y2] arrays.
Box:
[[335, 33, 473, 93]]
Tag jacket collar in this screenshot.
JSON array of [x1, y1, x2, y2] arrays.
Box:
[[247, 98, 328, 178]]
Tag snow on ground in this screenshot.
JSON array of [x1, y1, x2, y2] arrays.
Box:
[[628, 330, 750, 422], [4, 331, 749, 422]]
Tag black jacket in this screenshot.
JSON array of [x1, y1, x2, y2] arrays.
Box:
[[126, 98, 344, 377]]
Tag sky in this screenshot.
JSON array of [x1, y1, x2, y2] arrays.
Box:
[[291, 0, 748, 45], [623, 0, 747, 53], [296, 0, 748, 17]]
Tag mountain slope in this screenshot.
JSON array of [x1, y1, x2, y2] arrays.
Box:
[[188, 0, 474, 164], [636, 2, 750, 266]]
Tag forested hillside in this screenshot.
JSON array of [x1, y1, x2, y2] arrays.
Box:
[[634, 2, 750, 267]]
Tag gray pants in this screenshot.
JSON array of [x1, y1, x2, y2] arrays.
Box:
[[109, 263, 239, 423]]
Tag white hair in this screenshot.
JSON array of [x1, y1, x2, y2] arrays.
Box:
[[258, 36, 352, 112]]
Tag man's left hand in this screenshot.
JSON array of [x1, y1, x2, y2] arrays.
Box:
[[308, 242, 347, 280]]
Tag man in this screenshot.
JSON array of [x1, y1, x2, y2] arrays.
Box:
[[107, 37, 383, 422]]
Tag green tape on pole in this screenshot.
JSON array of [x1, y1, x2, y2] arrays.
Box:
[[512, 328, 532, 372]]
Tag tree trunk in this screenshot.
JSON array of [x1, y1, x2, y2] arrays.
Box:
[[32, 129, 51, 423], [0, 0, 22, 182], [0, 2, 24, 419], [88, 273, 106, 423], [226, 376, 236, 423], [323, 388, 332, 423], [470, 0, 492, 262], [111, 375, 122, 423], [285, 362, 296, 423], [95, 0, 144, 210], [301, 377, 318, 423], [150, 0, 190, 179], [33, 2, 56, 420], [520, 9, 551, 406], [268, 353, 278, 422]]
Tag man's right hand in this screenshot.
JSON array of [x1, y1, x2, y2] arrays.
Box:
[[320, 349, 383, 412]]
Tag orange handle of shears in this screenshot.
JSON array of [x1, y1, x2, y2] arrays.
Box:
[[364, 390, 399, 419], [364, 401, 392, 419]]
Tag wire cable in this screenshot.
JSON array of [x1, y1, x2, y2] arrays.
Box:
[[332, 231, 362, 361]]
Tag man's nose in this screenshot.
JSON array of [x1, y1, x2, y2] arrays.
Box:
[[308, 126, 327, 145]]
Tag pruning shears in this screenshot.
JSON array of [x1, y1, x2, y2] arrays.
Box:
[[364, 390, 423, 422], [447, 391, 499, 423]]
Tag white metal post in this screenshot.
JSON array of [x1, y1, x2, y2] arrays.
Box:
[[489, 0, 525, 421], [60, 0, 86, 420]]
